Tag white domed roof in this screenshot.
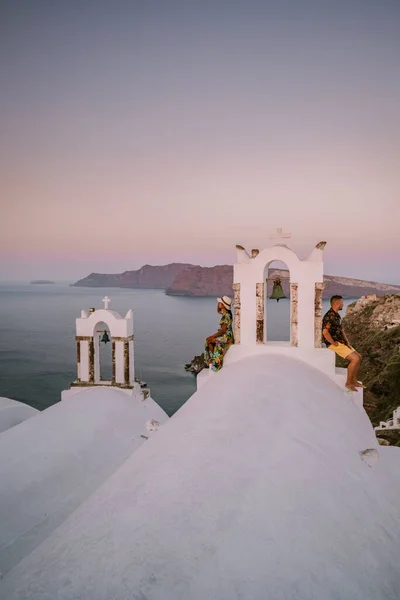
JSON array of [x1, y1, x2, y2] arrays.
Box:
[[0, 397, 38, 434], [0, 386, 168, 577], [1, 355, 399, 599]]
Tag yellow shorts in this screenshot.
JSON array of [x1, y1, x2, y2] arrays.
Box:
[[328, 343, 356, 359]]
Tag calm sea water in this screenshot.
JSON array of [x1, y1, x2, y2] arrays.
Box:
[[0, 284, 356, 416]]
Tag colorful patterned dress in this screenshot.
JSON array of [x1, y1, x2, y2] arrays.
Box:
[[204, 311, 234, 372]]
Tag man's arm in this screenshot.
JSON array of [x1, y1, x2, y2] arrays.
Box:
[[322, 328, 338, 346], [342, 327, 350, 346]]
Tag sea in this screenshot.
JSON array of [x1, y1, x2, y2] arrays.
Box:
[[0, 283, 356, 416]]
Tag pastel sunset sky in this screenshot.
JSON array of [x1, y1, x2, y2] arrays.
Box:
[[1, 0, 399, 282]]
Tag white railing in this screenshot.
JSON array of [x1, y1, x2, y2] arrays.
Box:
[[375, 407, 400, 430]]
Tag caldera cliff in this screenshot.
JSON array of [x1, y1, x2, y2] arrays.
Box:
[[73, 264, 400, 300], [342, 294, 400, 445], [72, 263, 191, 289]]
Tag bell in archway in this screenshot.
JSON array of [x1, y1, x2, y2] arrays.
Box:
[[100, 331, 110, 344], [270, 278, 286, 302]]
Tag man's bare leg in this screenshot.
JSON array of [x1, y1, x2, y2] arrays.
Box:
[[351, 352, 364, 386], [346, 352, 360, 391], [354, 362, 361, 386]]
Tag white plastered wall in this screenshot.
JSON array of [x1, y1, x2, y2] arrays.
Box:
[[129, 339, 135, 386], [115, 340, 125, 384], [79, 340, 90, 381], [76, 309, 133, 338]]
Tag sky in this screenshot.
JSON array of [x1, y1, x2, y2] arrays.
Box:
[[1, 0, 399, 283]]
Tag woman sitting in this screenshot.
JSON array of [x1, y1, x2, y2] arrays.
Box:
[[204, 296, 234, 371]]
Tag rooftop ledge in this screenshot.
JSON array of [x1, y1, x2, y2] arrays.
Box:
[[262, 341, 291, 346], [197, 346, 363, 409], [197, 343, 340, 392]]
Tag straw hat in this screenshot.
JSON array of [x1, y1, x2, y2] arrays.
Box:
[[217, 296, 232, 311]]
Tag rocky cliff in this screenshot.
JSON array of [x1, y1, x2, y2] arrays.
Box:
[[165, 265, 234, 297], [73, 263, 400, 299], [73, 263, 191, 289], [165, 266, 400, 299], [341, 294, 400, 445]]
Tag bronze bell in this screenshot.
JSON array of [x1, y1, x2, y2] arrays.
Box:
[[270, 278, 286, 302], [100, 331, 110, 344]]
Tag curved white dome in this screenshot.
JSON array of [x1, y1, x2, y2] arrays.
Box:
[[0, 397, 38, 434], [1, 355, 399, 599], [0, 386, 168, 578]]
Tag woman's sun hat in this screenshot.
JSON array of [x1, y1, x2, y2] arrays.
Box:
[[217, 296, 232, 311]]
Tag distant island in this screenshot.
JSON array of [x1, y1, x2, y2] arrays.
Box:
[[72, 264, 400, 300], [30, 280, 55, 284]]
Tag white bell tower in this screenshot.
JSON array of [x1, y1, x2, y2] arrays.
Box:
[[218, 234, 351, 385], [68, 297, 145, 398], [232, 233, 326, 349]]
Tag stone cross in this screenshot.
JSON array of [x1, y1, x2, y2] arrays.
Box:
[[102, 296, 111, 310], [270, 228, 291, 240]]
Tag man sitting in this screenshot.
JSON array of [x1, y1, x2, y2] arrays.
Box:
[[322, 295, 363, 392]]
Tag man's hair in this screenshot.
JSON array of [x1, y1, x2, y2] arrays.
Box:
[[330, 295, 343, 304]]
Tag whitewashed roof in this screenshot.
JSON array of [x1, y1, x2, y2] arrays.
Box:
[[1, 355, 399, 599], [0, 397, 38, 434], [0, 387, 168, 577]]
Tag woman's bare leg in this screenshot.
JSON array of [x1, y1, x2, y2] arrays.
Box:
[[207, 341, 215, 364]]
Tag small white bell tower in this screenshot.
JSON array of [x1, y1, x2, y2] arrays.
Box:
[[70, 297, 142, 395]]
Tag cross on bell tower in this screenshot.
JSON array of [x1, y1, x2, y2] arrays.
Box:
[[269, 228, 291, 244]]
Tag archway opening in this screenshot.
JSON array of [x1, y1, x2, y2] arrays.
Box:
[[94, 321, 112, 383], [264, 260, 291, 342]]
